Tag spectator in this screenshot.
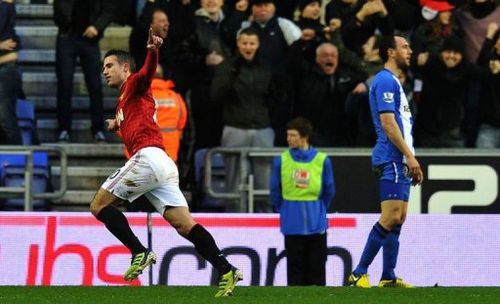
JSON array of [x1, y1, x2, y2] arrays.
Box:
[[129, 3, 170, 71], [152, 0, 196, 94], [53, 0, 116, 143], [361, 35, 384, 78], [325, 0, 394, 56], [476, 22, 500, 148], [228, 0, 301, 145], [0, 0, 22, 145], [288, 41, 367, 147], [296, 0, 329, 41], [415, 36, 485, 147], [270, 117, 335, 286], [412, 0, 457, 66], [349, 35, 384, 147], [292, 0, 364, 76], [210, 27, 286, 212], [294, 1, 339, 56], [454, 0, 500, 63], [453, 0, 500, 146], [176, 0, 233, 150], [151, 0, 195, 48], [230, 0, 302, 72]]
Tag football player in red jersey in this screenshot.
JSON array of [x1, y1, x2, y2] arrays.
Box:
[[90, 28, 242, 297]]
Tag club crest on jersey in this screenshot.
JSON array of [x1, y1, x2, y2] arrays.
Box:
[[293, 169, 310, 189], [383, 92, 394, 103]]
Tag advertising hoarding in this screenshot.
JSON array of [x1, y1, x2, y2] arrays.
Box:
[[1, 212, 498, 286]]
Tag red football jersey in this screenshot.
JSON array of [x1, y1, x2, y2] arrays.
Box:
[[115, 50, 164, 156]]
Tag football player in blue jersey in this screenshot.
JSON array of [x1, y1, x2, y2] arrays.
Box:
[[348, 35, 424, 288]]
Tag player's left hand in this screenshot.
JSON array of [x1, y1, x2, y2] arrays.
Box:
[[147, 27, 163, 50]]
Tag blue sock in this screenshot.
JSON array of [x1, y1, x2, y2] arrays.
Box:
[[382, 224, 402, 280], [354, 222, 390, 275]]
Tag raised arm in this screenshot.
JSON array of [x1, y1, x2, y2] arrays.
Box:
[[135, 28, 164, 90]]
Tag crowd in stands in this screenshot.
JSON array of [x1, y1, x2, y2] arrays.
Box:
[[126, 0, 500, 150], [1, 0, 499, 150]]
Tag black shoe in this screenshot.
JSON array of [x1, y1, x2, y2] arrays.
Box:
[[94, 131, 107, 143], [58, 130, 70, 143]]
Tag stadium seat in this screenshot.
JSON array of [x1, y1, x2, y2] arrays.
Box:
[[16, 99, 36, 145], [0, 152, 50, 210], [194, 148, 227, 211]]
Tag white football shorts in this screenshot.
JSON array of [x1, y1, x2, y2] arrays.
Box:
[[101, 146, 187, 214]]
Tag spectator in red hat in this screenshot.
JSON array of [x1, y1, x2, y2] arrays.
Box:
[[412, 0, 458, 63], [411, 0, 457, 110]]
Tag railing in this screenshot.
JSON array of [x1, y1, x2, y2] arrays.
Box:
[[203, 147, 372, 212], [0, 145, 67, 211]]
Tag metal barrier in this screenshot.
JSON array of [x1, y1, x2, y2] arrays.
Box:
[[203, 147, 371, 212], [0, 145, 67, 211]]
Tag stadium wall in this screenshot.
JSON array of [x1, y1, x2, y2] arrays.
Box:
[[325, 152, 500, 213], [0, 212, 498, 287]]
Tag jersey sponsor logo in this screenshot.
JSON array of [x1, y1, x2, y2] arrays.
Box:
[[293, 169, 310, 188], [383, 92, 394, 103], [116, 108, 124, 127]]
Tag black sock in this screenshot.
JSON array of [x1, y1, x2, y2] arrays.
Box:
[[187, 224, 232, 275], [96, 206, 146, 254]]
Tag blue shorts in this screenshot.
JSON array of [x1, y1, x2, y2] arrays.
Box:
[[373, 162, 411, 202]]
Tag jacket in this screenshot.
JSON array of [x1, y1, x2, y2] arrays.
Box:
[[152, 78, 187, 162], [210, 54, 285, 129]]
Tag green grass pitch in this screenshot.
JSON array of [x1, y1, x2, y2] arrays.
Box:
[[1, 286, 500, 304]]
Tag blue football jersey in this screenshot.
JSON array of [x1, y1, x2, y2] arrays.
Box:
[[369, 69, 414, 166]]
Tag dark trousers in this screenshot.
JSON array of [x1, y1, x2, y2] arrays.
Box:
[[285, 233, 327, 286], [0, 61, 22, 145], [55, 35, 104, 133]]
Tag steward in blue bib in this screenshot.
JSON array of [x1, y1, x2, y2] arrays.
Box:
[[271, 148, 335, 235]]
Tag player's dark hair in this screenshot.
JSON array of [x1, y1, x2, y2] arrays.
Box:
[[287, 117, 313, 140], [378, 35, 396, 63], [103, 49, 136, 72]]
